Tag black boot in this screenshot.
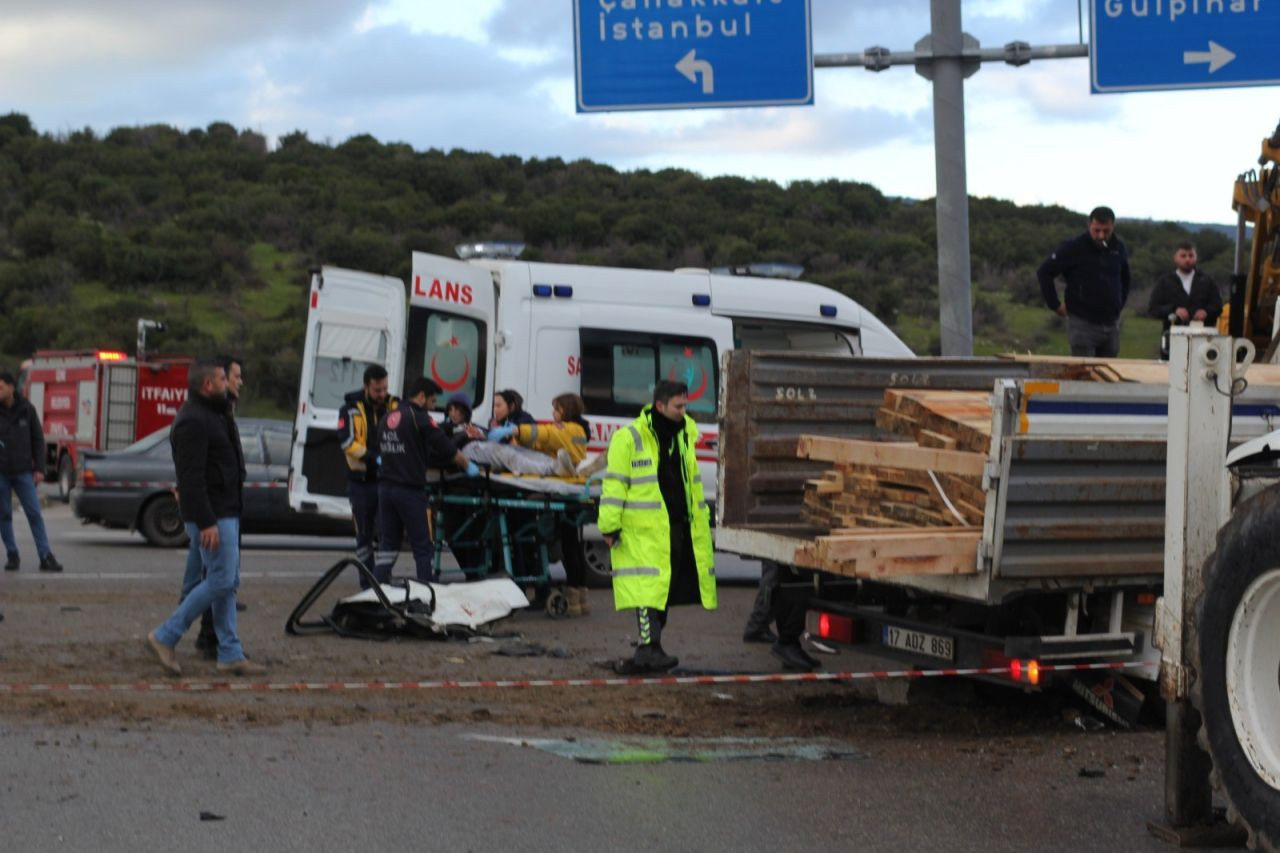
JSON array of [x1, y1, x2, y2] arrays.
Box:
[[771, 641, 820, 672], [613, 644, 679, 675], [4, 552, 18, 572], [39, 553, 63, 573], [194, 609, 217, 660]]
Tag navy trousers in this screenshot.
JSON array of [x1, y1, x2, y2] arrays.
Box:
[[374, 482, 435, 583], [348, 479, 379, 587]]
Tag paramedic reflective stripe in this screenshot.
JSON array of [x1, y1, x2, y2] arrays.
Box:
[[604, 472, 630, 485], [630, 475, 658, 486], [611, 566, 661, 577], [599, 498, 663, 510], [571, 436, 588, 444], [339, 407, 357, 449], [528, 423, 539, 445], [627, 425, 643, 452]]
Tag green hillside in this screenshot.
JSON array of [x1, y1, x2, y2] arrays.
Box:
[[0, 113, 1235, 416]]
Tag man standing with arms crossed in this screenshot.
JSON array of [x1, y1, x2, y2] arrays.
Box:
[[1037, 206, 1132, 358], [146, 359, 265, 677], [599, 380, 716, 674], [338, 365, 395, 587]]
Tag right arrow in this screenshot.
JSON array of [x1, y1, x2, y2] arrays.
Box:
[[1183, 40, 1236, 73]]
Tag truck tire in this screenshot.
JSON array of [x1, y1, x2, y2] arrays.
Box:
[[583, 540, 612, 589], [57, 455, 74, 502], [138, 495, 189, 548], [1191, 485, 1280, 852]]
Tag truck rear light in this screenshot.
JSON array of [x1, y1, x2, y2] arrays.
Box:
[[96, 351, 126, 361], [1008, 658, 1041, 686], [816, 611, 854, 644], [81, 469, 98, 487], [1135, 592, 1156, 605], [310, 291, 318, 309]]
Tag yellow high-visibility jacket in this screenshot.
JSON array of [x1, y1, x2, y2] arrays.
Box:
[[338, 395, 399, 475], [597, 406, 715, 611], [513, 420, 590, 465]]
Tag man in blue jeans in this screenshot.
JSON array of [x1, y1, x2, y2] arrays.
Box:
[[146, 360, 265, 677], [0, 370, 63, 574]]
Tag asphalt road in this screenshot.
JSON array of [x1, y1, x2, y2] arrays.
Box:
[[0, 500, 1241, 853]]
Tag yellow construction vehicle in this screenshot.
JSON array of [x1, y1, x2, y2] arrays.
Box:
[[1222, 120, 1280, 360]]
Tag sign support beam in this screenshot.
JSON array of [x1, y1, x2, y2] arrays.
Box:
[[815, 0, 1086, 357]]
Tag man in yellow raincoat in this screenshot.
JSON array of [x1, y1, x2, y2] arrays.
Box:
[[598, 380, 716, 674]]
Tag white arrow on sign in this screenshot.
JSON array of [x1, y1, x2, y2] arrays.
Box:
[[676, 49, 715, 94], [1183, 40, 1236, 73]]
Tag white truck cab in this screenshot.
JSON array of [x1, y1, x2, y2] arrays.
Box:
[[289, 249, 912, 516]]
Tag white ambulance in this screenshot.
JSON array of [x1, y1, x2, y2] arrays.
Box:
[[288, 247, 912, 537]]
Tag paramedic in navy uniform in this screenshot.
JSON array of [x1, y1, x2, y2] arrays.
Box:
[[373, 377, 478, 583], [337, 364, 395, 587]]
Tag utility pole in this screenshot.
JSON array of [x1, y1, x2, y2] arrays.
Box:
[[815, 0, 1087, 356]]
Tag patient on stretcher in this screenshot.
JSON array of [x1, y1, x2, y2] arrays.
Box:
[[464, 392, 589, 478]]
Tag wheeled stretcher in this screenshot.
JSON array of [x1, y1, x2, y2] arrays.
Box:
[[429, 468, 600, 617]]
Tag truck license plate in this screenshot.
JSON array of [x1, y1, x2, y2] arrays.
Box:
[[881, 625, 955, 661]]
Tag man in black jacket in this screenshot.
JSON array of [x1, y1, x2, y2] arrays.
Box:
[[0, 370, 63, 573], [374, 377, 477, 583], [146, 360, 265, 677], [1148, 242, 1222, 349], [186, 353, 246, 658], [1038, 206, 1132, 357]]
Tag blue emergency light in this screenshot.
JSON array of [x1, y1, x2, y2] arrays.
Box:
[[692, 294, 711, 307]]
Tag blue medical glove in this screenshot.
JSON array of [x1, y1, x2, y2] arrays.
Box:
[[465, 461, 481, 477], [487, 425, 515, 442]]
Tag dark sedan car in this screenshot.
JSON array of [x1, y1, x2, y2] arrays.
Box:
[[71, 418, 350, 546]]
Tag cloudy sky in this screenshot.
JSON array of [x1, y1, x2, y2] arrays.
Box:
[[2, 0, 1275, 225]]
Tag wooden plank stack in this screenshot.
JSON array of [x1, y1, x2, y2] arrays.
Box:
[[795, 390, 993, 579]]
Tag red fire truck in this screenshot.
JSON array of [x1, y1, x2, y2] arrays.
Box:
[[19, 350, 191, 500]]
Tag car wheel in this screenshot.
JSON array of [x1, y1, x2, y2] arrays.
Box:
[[138, 495, 189, 548], [583, 540, 612, 589], [57, 455, 74, 502]]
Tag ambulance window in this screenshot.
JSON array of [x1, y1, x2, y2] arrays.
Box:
[[580, 329, 718, 423], [658, 341, 717, 419], [732, 321, 857, 355], [405, 307, 487, 408], [612, 344, 655, 408], [312, 324, 388, 410]]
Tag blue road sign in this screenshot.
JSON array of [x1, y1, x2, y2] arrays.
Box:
[[573, 0, 813, 112], [1091, 0, 1280, 93]]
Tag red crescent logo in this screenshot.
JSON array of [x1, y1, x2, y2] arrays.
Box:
[[668, 364, 709, 401], [430, 352, 471, 392], [385, 410, 401, 430]]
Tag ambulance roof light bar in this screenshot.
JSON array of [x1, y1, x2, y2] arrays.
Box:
[[456, 242, 525, 261], [711, 262, 805, 280]]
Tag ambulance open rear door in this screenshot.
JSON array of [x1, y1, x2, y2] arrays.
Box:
[[289, 267, 406, 517]]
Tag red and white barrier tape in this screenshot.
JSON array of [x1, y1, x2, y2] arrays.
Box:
[[0, 660, 1154, 695]]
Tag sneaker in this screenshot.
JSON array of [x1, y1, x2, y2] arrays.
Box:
[[235, 600, 247, 612], [576, 453, 607, 478], [216, 658, 268, 677], [4, 552, 17, 572], [742, 626, 778, 644], [553, 449, 577, 478], [38, 553, 63, 573], [146, 630, 182, 677], [771, 641, 820, 672]]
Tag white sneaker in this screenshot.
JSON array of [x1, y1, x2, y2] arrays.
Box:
[[576, 453, 607, 478], [554, 449, 577, 478]]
